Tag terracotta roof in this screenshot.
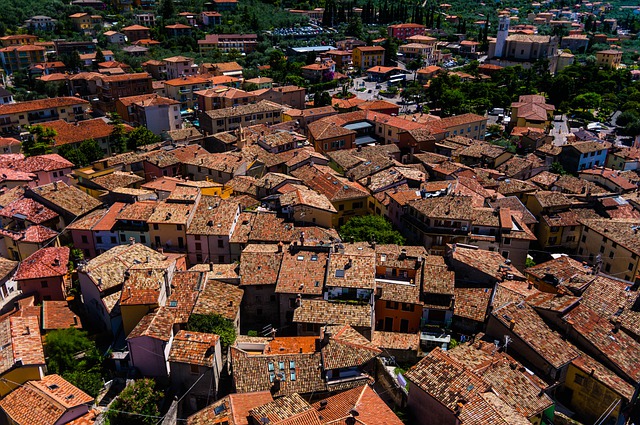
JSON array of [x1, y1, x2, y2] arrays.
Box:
[[127, 306, 175, 341], [405, 347, 490, 411], [249, 393, 313, 424], [240, 244, 283, 286], [165, 271, 203, 324], [41, 118, 118, 146], [312, 384, 403, 424], [276, 249, 327, 296], [28, 181, 101, 217], [321, 325, 380, 370], [493, 302, 579, 369], [83, 243, 168, 291], [579, 218, 640, 256], [408, 195, 474, 221], [293, 299, 371, 328], [187, 392, 273, 425], [192, 279, 243, 321], [326, 252, 375, 290], [169, 330, 219, 366], [15, 246, 69, 281], [230, 345, 325, 397], [459, 392, 531, 425], [0, 315, 45, 375], [372, 331, 420, 351], [0, 374, 93, 425], [42, 301, 81, 330], [0, 97, 87, 116], [0, 198, 57, 224], [571, 349, 635, 401]]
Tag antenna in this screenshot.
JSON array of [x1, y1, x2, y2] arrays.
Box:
[[503, 335, 512, 353]]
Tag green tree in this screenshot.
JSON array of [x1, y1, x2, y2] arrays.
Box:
[[617, 110, 640, 127], [339, 215, 405, 244], [57, 139, 105, 166], [23, 125, 56, 156], [550, 161, 568, 175], [159, 0, 175, 20], [187, 313, 237, 348], [126, 126, 160, 151], [95, 47, 105, 65], [106, 379, 163, 425], [314, 90, 332, 107], [45, 328, 104, 397]]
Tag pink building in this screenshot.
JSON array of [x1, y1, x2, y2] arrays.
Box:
[[387, 23, 426, 41], [127, 307, 174, 377], [22, 154, 74, 185], [14, 246, 70, 302], [163, 56, 198, 79]]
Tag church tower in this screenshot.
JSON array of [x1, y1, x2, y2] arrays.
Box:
[[494, 15, 510, 58]]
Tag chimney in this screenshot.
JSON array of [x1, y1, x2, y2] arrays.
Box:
[[53, 258, 60, 267], [321, 326, 332, 347], [509, 319, 516, 330], [366, 176, 372, 186], [73, 315, 78, 326], [209, 262, 214, 271], [277, 241, 283, 253]]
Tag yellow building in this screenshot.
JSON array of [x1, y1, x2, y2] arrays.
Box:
[[353, 46, 385, 70], [0, 35, 38, 47], [564, 355, 634, 425], [147, 202, 196, 252], [596, 50, 622, 69], [120, 268, 168, 337], [0, 316, 46, 397], [0, 96, 89, 133], [68, 13, 101, 31], [0, 44, 45, 74], [510, 95, 555, 130], [164, 75, 214, 111], [278, 185, 336, 228], [577, 218, 640, 281]]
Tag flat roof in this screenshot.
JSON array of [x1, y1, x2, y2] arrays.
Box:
[[290, 46, 336, 53], [355, 135, 377, 145], [344, 121, 374, 130]]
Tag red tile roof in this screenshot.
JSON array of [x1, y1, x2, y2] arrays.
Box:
[[14, 246, 69, 281], [0, 97, 88, 115]]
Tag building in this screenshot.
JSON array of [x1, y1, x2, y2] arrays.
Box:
[[489, 15, 558, 63], [14, 246, 70, 302], [0, 45, 45, 74], [68, 13, 102, 32], [164, 75, 216, 111], [122, 25, 152, 43], [199, 100, 283, 135], [165, 23, 192, 37], [596, 49, 623, 69], [103, 30, 126, 45], [560, 34, 589, 53], [352, 46, 385, 70], [252, 85, 306, 109], [198, 34, 258, 54], [201, 11, 222, 26], [95, 73, 154, 112], [577, 218, 640, 281], [24, 16, 57, 31], [0, 96, 89, 134], [387, 23, 427, 41], [196, 87, 256, 111], [510, 95, 555, 130], [0, 374, 93, 425], [169, 330, 222, 412], [0, 316, 45, 397], [164, 56, 198, 79], [117, 94, 182, 135], [558, 141, 609, 174], [127, 307, 175, 377]]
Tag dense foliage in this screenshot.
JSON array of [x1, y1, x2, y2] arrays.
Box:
[[44, 328, 105, 397], [57, 139, 105, 166], [187, 313, 237, 348], [339, 215, 406, 245], [106, 378, 164, 425]]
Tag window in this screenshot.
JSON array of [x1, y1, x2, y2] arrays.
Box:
[[177, 224, 182, 231], [609, 251, 614, 259], [110, 236, 116, 244], [600, 246, 605, 253], [581, 235, 586, 243], [140, 235, 146, 244], [385, 301, 398, 310], [402, 303, 414, 312], [339, 204, 344, 211], [612, 242, 617, 248], [503, 238, 511, 245], [81, 235, 88, 243], [195, 243, 202, 251], [96, 236, 103, 244], [602, 236, 608, 243], [502, 251, 509, 259], [41, 281, 48, 288], [153, 224, 159, 230], [190, 364, 199, 374], [629, 263, 634, 271], [178, 237, 184, 248], [352, 201, 363, 209], [218, 239, 224, 248], [605, 263, 611, 272]]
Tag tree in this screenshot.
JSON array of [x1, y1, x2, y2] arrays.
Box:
[[106, 379, 163, 425], [313, 90, 332, 107], [339, 215, 405, 245], [45, 328, 104, 397], [550, 161, 568, 175], [187, 313, 237, 348], [57, 139, 105, 166], [95, 48, 105, 65], [23, 125, 56, 156], [126, 126, 160, 151], [159, 0, 175, 20]]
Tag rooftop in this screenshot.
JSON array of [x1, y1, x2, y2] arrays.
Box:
[[14, 246, 69, 281]]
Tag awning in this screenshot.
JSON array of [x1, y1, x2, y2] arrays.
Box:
[[355, 135, 377, 145]]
